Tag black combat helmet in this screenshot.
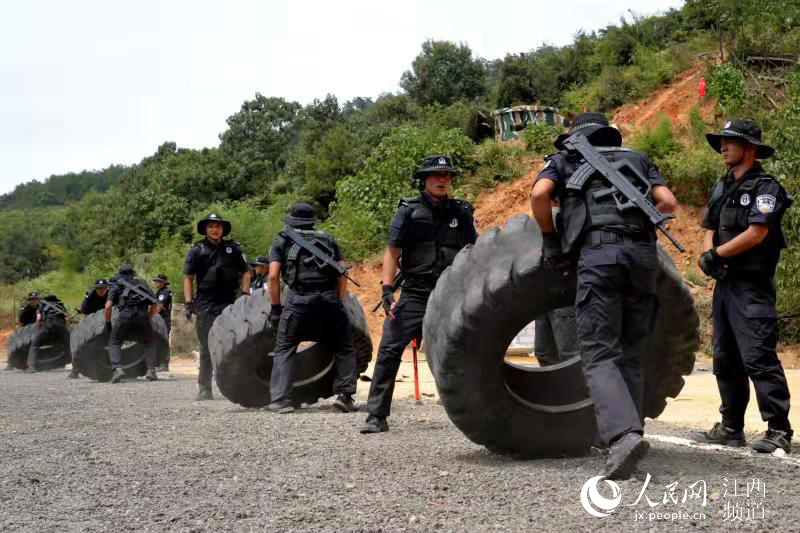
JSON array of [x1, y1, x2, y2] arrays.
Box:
[[197, 213, 232, 237], [554, 112, 622, 151], [282, 203, 318, 228], [117, 265, 135, 277], [706, 119, 774, 159]]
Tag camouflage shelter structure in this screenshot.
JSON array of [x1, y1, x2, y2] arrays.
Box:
[[493, 105, 566, 142]]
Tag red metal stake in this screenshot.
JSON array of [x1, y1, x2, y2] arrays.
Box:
[[411, 338, 421, 403]]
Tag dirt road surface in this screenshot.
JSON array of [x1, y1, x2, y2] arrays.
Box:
[[2, 364, 799, 532]]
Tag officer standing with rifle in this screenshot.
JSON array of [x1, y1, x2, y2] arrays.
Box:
[[266, 203, 359, 413], [25, 295, 70, 373], [689, 120, 793, 454], [250, 257, 269, 292], [183, 213, 251, 400], [152, 274, 172, 372], [79, 279, 110, 315], [105, 265, 160, 384], [531, 113, 678, 479], [360, 155, 477, 434]]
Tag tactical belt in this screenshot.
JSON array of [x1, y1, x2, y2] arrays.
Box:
[[291, 283, 338, 295], [584, 229, 655, 245]]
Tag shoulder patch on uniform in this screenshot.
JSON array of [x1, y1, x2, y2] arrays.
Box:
[[739, 193, 751, 206], [756, 194, 777, 214]]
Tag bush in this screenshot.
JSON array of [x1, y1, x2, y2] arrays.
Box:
[[463, 140, 527, 192], [629, 116, 682, 161], [520, 121, 562, 154], [709, 63, 746, 116], [659, 145, 723, 206]]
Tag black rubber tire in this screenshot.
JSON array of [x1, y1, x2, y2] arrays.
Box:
[[70, 309, 169, 382], [6, 324, 70, 371], [423, 215, 699, 458], [209, 288, 372, 408]]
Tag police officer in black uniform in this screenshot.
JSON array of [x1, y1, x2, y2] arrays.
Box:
[[105, 265, 160, 383], [26, 295, 70, 373], [152, 274, 173, 372], [183, 213, 251, 400], [266, 203, 358, 413], [360, 155, 478, 433], [531, 113, 678, 479], [690, 119, 793, 454], [79, 279, 110, 315], [250, 257, 269, 292], [18, 292, 40, 327]]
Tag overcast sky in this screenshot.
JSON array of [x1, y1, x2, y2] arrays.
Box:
[[0, 0, 684, 194]]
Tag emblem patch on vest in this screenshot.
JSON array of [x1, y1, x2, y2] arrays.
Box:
[[740, 193, 751, 206], [449, 218, 459, 228], [226, 247, 232, 253], [756, 194, 776, 214]]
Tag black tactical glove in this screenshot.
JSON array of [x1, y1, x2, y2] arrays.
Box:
[[185, 301, 195, 321], [381, 284, 394, 317], [542, 232, 572, 272], [698, 248, 727, 280], [268, 304, 282, 331]]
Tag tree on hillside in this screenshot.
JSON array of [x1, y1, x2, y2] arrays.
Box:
[[400, 40, 486, 106], [219, 94, 302, 177]]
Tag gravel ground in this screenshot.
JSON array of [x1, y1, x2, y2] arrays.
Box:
[[1, 368, 798, 532]]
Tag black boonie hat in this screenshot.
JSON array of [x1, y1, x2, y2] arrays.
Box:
[[118, 265, 135, 277], [27, 291, 40, 300], [554, 112, 622, 150], [282, 203, 318, 228], [94, 278, 109, 289], [413, 155, 457, 180], [253, 256, 269, 267], [706, 119, 774, 159], [152, 274, 169, 284], [197, 213, 232, 237]]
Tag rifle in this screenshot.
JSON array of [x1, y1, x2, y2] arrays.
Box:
[[116, 277, 158, 305], [562, 132, 685, 253], [39, 299, 68, 318], [282, 226, 361, 287], [372, 270, 405, 312]]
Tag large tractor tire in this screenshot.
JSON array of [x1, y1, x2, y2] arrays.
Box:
[[423, 215, 699, 458], [6, 324, 70, 371], [209, 288, 372, 408], [70, 309, 169, 382]]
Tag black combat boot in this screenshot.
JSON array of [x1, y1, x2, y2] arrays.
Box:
[[111, 368, 125, 383], [145, 368, 158, 381], [360, 415, 389, 434], [267, 402, 294, 414], [603, 432, 650, 480], [67, 367, 80, 379], [194, 384, 213, 401], [751, 428, 792, 454], [689, 422, 746, 447], [332, 394, 356, 413]]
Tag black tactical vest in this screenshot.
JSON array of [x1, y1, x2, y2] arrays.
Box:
[[117, 277, 153, 310], [558, 148, 653, 252], [708, 170, 790, 277], [194, 239, 243, 295], [400, 196, 475, 280], [281, 229, 340, 290], [40, 299, 67, 320]]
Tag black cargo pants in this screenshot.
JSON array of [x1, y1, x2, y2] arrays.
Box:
[[108, 308, 157, 370], [574, 233, 659, 446], [160, 313, 172, 366], [366, 289, 430, 418], [712, 275, 791, 431], [269, 289, 357, 405], [195, 300, 229, 387], [534, 306, 579, 366], [27, 319, 71, 368]]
